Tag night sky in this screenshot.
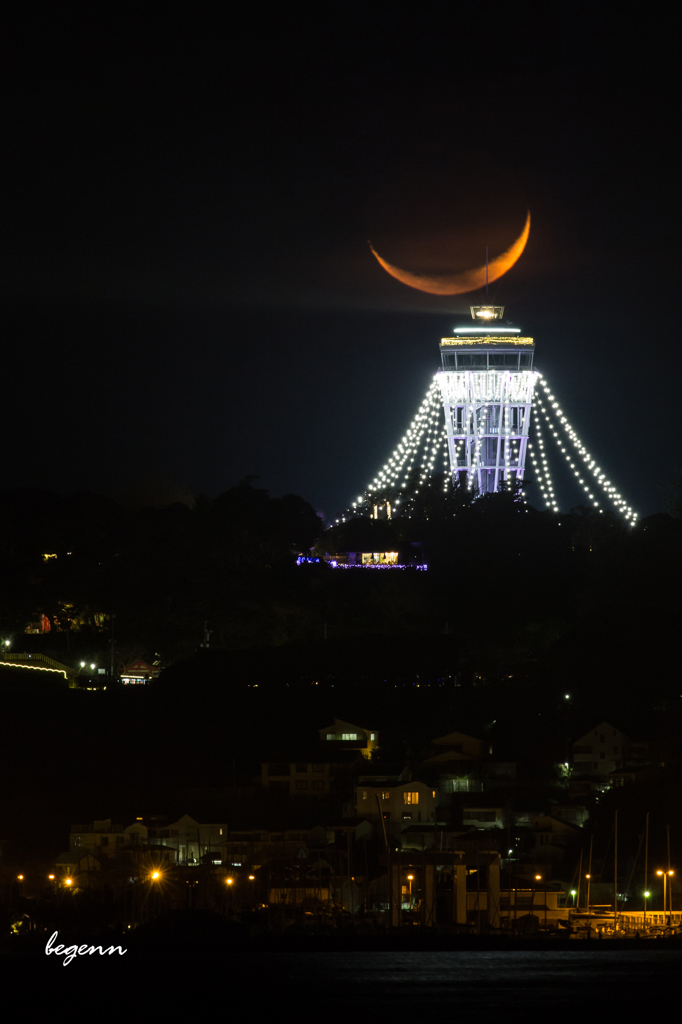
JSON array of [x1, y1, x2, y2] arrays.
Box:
[[3, 6, 678, 521]]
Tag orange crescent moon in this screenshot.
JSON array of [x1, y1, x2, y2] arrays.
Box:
[[368, 211, 531, 295]]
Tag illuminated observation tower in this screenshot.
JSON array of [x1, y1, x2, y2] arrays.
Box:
[[437, 304, 535, 494], [341, 303, 637, 525]]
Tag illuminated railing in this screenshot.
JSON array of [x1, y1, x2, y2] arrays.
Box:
[[296, 556, 427, 570], [0, 652, 71, 679], [329, 562, 427, 570]]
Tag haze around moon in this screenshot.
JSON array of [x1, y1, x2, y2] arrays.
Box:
[[368, 211, 531, 295]]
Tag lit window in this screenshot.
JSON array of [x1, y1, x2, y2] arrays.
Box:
[[341, 733, 358, 740], [326, 733, 334, 740], [370, 733, 375, 741], [382, 791, 390, 800], [362, 791, 368, 800], [403, 792, 419, 805], [432, 791, 436, 798]]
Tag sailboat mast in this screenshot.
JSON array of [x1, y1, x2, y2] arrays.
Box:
[[663, 823, 667, 921], [644, 812, 649, 928], [610, 811, 614, 933]]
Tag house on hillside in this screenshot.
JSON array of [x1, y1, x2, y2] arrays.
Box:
[[121, 659, 160, 684], [260, 759, 331, 796], [572, 722, 630, 776], [355, 780, 437, 831], [427, 731, 490, 761], [514, 811, 583, 864], [424, 731, 495, 795], [319, 719, 379, 758]]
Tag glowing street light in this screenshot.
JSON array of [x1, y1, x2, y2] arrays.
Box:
[[656, 870, 674, 918], [17, 874, 24, 881], [65, 877, 73, 886], [226, 877, 233, 886], [407, 873, 414, 910], [150, 870, 161, 881], [535, 875, 548, 929]]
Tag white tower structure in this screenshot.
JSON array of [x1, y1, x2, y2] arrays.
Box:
[[437, 305, 536, 493]]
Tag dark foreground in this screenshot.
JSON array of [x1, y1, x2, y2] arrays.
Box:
[[6, 920, 682, 1020], [6, 946, 682, 1019]]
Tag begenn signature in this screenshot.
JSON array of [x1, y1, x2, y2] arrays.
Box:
[[45, 930, 127, 965]]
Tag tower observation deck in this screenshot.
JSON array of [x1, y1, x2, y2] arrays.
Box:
[[437, 305, 535, 494]]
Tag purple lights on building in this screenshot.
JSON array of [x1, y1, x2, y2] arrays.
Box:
[[296, 555, 427, 570]]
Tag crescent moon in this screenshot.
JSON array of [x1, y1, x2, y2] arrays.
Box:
[[368, 211, 531, 295]]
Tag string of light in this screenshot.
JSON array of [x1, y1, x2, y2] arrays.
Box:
[[468, 404, 488, 490], [339, 378, 448, 521], [338, 365, 636, 525], [528, 412, 559, 511], [535, 375, 637, 523]]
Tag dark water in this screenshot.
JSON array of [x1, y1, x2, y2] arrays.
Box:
[[11, 947, 681, 1015], [245, 950, 680, 1019]]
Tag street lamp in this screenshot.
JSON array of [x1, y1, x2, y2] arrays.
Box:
[[571, 889, 577, 906], [585, 873, 591, 912], [407, 874, 414, 911], [656, 870, 674, 922], [536, 875, 547, 930]]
